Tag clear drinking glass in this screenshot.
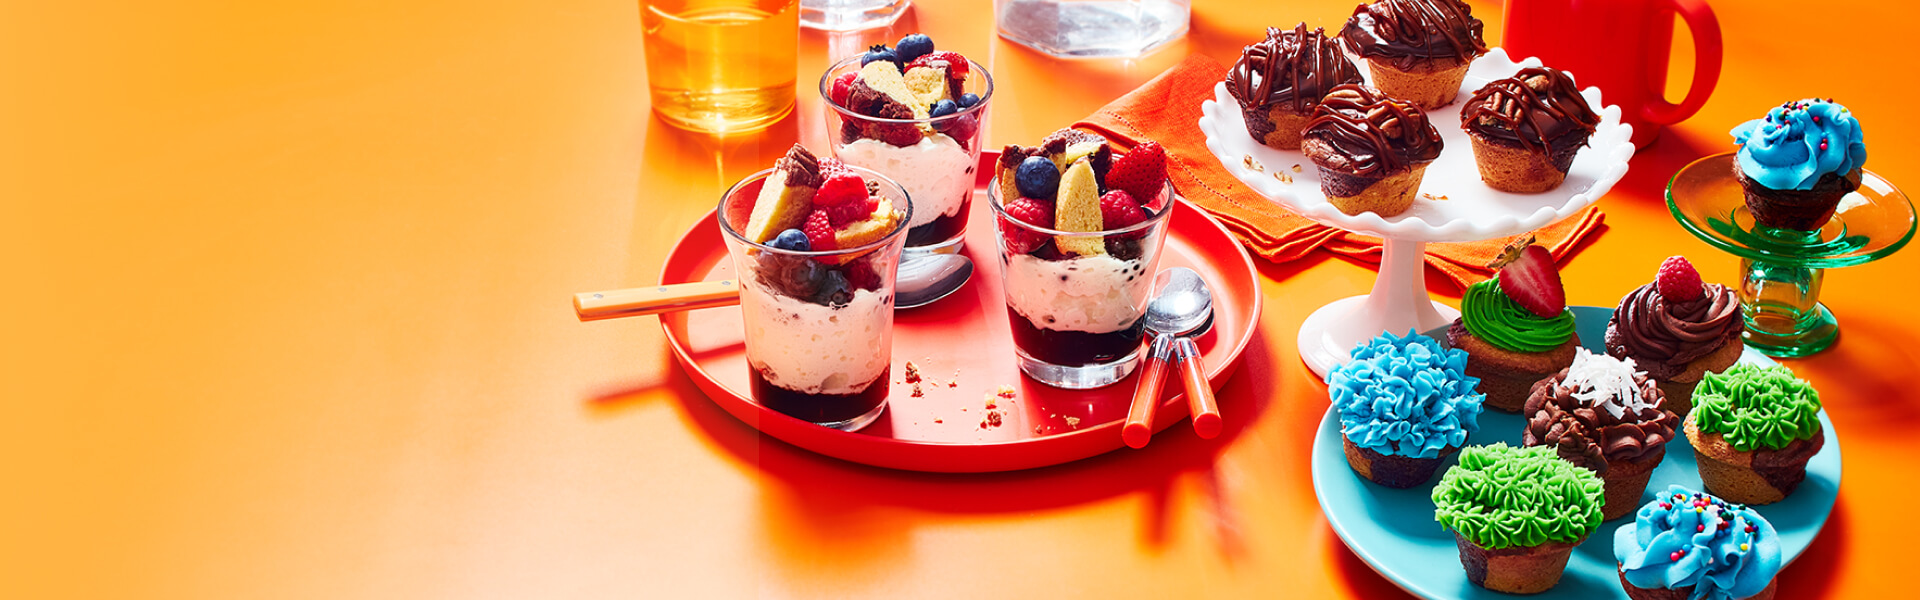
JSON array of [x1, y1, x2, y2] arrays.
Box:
[[820, 55, 994, 254], [718, 165, 912, 431], [996, 0, 1191, 58], [988, 177, 1176, 389], [641, 0, 798, 134], [800, 0, 910, 31]]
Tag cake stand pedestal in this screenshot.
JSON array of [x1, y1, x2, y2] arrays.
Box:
[[1667, 153, 1916, 357], [1196, 48, 1636, 379]]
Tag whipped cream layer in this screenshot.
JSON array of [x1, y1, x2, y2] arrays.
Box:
[[740, 281, 891, 396], [1002, 253, 1150, 334], [838, 134, 973, 229]]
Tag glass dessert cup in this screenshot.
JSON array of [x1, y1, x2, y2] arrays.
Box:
[[988, 178, 1175, 390], [717, 165, 913, 431], [819, 55, 994, 256], [1667, 153, 1916, 357]]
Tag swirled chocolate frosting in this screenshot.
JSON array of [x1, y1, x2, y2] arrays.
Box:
[[1301, 84, 1443, 176], [1340, 0, 1487, 70], [1462, 67, 1600, 153], [1227, 24, 1364, 114], [1605, 283, 1743, 380], [1524, 369, 1678, 473]]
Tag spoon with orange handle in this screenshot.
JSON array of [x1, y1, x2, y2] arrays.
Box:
[[1123, 267, 1216, 448], [572, 253, 975, 321]]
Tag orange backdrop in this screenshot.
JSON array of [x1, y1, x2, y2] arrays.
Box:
[[7, 0, 1916, 598]]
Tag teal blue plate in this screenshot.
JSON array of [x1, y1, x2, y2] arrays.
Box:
[[1311, 306, 1842, 599]]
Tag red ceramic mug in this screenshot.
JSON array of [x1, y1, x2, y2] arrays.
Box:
[[1502, 0, 1721, 148]]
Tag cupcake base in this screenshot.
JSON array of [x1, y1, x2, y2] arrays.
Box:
[[1468, 134, 1579, 193], [1240, 103, 1311, 150], [1454, 534, 1582, 595], [1685, 410, 1826, 505], [1449, 321, 1580, 412], [1733, 159, 1860, 231], [1601, 449, 1664, 521], [1366, 59, 1470, 110], [1618, 568, 1779, 600], [1604, 322, 1743, 419], [1318, 164, 1428, 217], [1342, 435, 1451, 488]]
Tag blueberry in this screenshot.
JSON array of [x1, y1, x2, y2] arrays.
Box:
[[928, 99, 958, 130], [1015, 156, 1061, 199], [957, 93, 980, 108], [895, 34, 934, 64], [814, 270, 853, 306], [861, 44, 898, 67], [769, 228, 811, 252]]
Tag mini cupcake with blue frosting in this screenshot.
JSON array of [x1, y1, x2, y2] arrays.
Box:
[[1332, 329, 1486, 488], [1614, 485, 1782, 600], [1730, 98, 1867, 231]]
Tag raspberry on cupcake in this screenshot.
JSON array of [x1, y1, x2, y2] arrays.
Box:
[[1606, 256, 1743, 417], [1300, 84, 1443, 217], [1686, 364, 1825, 505], [1339, 0, 1487, 109], [1433, 443, 1604, 595], [1331, 330, 1485, 488], [1729, 98, 1867, 231], [1226, 23, 1363, 150], [1523, 349, 1679, 521], [1614, 486, 1782, 600], [1461, 66, 1601, 193], [1449, 235, 1579, 412]]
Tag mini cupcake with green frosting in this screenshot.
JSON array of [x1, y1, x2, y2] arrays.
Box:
[[1447, 236, 1579, 412], [1684, 364, 1825, 505], [1433, 443, 1605, 594], [1332, 330, 1485, 488]]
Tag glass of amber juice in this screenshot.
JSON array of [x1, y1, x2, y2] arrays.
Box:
[[641, 0, 798, 134]]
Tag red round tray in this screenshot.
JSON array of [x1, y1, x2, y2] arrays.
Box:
[[659, 152, 1262, 472]]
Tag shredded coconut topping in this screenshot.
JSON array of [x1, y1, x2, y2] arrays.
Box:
[[1564, 348, 1656, 418]]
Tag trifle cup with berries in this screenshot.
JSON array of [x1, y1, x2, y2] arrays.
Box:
[[820, 33, 991, 254], [989, 130, 1176, 389], [719, 144, 912, 431]]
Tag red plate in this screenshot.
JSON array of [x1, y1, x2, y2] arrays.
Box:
[[659, 151, 1262, 472]]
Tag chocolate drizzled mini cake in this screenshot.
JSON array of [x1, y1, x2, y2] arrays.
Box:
[[1300, 84, 1443, 217], [1339, 0, 1487, 109], [1462, 66, 1601, 193], [1226, 23, 1363, 150]]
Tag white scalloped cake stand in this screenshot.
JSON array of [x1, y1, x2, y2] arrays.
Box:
[[1197, 48, 1635, 379]]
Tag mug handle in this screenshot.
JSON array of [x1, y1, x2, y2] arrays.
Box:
[[1642, 0, 1722, 125]]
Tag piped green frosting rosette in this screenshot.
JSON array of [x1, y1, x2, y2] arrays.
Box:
[[1694, 364, 1822, 452], [1460, 277, 1575, 353], [1432, 443, 1604, 549]]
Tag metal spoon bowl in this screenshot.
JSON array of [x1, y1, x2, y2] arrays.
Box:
[[1123, 267, 1216, 448]]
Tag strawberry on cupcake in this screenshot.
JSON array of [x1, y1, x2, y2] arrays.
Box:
[[1447, 234, 1578, 412]]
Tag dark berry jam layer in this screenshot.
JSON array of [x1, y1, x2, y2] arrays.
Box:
[[905, 207, 970, 247], [751, 366, 889, 426], [1006, 308, 1146, 367]]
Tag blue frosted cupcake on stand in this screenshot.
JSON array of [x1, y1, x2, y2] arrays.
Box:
[[1332, 330, 1486, 488], [1615, 484, 1783, 600]]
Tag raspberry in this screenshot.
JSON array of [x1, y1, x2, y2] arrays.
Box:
[[844, 257, 883, 292], [817, 157, 850, 177], [1099, 190, 1146, 230], [829, 72, 857, 106], [1656, 256, 1705, 302], [904, 50, 969, 78], [1000, 197, 1054, 255], [815, 171, 866, 207], [803, 209, 838, 254], [825, 194, 877, 226], [1105, 141, 1168, 204]]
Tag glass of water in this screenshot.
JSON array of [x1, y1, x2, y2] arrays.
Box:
[[800, 0, 910, 31], [996, 0, 1190, 58]]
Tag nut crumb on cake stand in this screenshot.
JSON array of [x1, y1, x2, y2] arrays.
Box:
[[1198, 48, 1635, 379]]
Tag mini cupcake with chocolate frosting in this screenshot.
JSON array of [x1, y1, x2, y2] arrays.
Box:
[[1615, 486, 1783, 600], [1524, 349, 1679, 521], [1300, 84, 1443, 216], [1227, 24, 1364, 150], [1606, 256, 1743, 417], [1339, 0, 1488, 109], [1462, 66, 1601, 193], [1730, 98, 1866, 231]]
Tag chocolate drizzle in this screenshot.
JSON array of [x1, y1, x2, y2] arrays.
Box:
[[1227, 24, 1364, 114], [1523, 369, 1677, 473], [1462, 67, 1600, 153], [1340, 0, 1487, 70], [1605, 283, 1743, 380], [1301, 84, 1443, 176]]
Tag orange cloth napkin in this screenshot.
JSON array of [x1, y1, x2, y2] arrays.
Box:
[[1072, 54, 1606, 289]]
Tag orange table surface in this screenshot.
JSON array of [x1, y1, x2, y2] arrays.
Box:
[[8, 0, 1918, 598]]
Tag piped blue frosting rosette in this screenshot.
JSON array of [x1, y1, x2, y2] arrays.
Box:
[[1615, 484, 1782, 600], [1731, 99, 1866, 191], [1332, 330, 1485, 459]]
